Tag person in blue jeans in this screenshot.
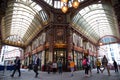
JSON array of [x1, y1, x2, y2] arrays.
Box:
[[57, 59, 63, 74]]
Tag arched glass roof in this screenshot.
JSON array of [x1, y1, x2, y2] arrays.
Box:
[[43, 0, 85, 9], [100, 36, 118, 44], [72, 3, 120, 44], [2, 0, 49, 46]]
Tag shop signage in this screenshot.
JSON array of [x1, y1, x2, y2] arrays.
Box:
[[54, 43, 67, 48], [74, 46, 83, 52], [36, 46, 44, 52]]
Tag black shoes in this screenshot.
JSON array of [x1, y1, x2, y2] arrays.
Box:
[[10, 75, 13, 77], [35, 73, 39, 78]]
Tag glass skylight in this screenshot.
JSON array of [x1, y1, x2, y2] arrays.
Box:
[[2, 0, 48, 45], [43, 0, 85, 9], [72, 4, 119, 44]]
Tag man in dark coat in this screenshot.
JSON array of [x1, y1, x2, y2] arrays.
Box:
[[11, 56, 21, 77], [33, 55, 40, 78], [113, 60, 118, 72], [101, 55, 110, 76]]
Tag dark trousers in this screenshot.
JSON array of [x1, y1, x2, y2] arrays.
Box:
[[47, 66, 51, 74], [11, 67, 21, 77], [33, 65, 38, 77], [58, 67, 62, 74], [53, 68, 57, 73], [114, 67, 118, 72], [97, 66, 101, 73], [85, 66, 89, 74]]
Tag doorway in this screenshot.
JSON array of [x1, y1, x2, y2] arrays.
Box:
[[53, 49, 67, 71]]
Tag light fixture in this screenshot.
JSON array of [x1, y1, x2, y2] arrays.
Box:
[[72, 0, 80, 8], [99, 42, 103, 46], [61, 0, 80, 13], [61, 0, 68, 3], [61, 5, 68, 13], [18, 40, 21, 43], [60, 53, 63, 56]]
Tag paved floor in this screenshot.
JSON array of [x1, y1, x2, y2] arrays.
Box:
[[0, 69, 120, 80]]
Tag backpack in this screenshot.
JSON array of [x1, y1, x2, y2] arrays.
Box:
[[82, 59, 87, 66]]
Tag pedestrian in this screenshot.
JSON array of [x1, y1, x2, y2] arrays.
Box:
[[33, 55, 40, 78], [69, 60, 75, 77], [88, 59, 92, 76], [47, 61, 52, 74], [52, 60, 57, 74], [101, 55, 110, 76], [82, 56, 89, 77], [113, 59, 118, 72], [57, 59, 63, 74], [11, 56, 21, 77], [95, 58, 102, 73], [28, 62, 32, 71]]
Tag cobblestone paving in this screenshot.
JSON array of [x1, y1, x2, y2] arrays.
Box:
[[0, 69, 120, 80]]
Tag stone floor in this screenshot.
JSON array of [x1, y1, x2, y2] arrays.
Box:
[[0, 69, 120, 80]]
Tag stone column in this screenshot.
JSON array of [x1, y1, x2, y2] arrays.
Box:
[[48, 27, 54, 62], [67, 27, 73, 59]]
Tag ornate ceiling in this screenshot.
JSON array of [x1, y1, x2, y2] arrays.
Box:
[[71, 3, 119, 44], [0, 0, 120, 48], [1, 0, 49, 47]]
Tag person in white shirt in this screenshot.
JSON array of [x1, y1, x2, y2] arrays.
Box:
[[52, 60, 57, 74]]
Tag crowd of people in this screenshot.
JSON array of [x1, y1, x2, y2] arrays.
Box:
[[9, 54, 119, 78], [46, 59, 63, 74], [82, 55, 119, 77]]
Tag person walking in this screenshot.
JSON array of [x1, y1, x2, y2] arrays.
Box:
[[11, 56, 21, 77], [69, 60, 75, 77], [57, 59, 63, 74], [95, 59, 102, 73], [101, 55, 110, 76], [113, 60, 118, 72], [88, 59, 92, 76], [47, 61, 52, 74], [33, 55, 40, 78], [52, 60, 57, 74], [82, 56, 89, 77], [28, 62, 32, 71]]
